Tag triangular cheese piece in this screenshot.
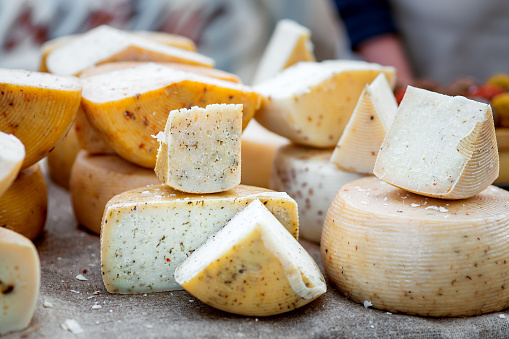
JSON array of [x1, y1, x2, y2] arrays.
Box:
[[0, 132, 25, 196]]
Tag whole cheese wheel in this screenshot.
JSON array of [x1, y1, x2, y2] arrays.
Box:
[[322, 176, 509, 317], [46, 122, 81, 189]]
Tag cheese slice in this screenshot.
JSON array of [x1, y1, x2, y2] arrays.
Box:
[[101, 184, 299, 293], [46, 25, 212, 76], [175, 200, 325, 316], [374, 86, 499, 199], [155, 104, 242, 194], [46, 122, 81, 189], [70, 150, 160, 234], [254, 61, 396, 148], [81, 63, 261, 168], [0, 228, 40, 335], [252, 19, 315, 85], [270, 144, 363, 243], [330, 73, 397, 174], [0, 132, 25, 196], [322, 176, 509, 317]]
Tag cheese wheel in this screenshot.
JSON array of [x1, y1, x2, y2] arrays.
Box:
[[374, 86, 499, 199], [101, 184, 299, 293], [0, 164, 47, 241], [175, 200, 325, 316], [0, 132, 25, 196], [330, 73, 397, 174], [0, 228, 40, 335], [0, 69, 81, 169], [322, 176, 509, 317], [270, 144, 363, 243], [46, 122, 81, 189], [81, 63, 261, 168], [74, 106, 115, 155], [254, 60, 396, 148], [69, 150, 160, 234]]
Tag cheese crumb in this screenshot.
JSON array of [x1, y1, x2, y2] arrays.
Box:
[[499, 314, 506, 319], [43, 301, 53, 308], [76, 274, 88, 281], [363, 300, 372, 308], [425, 206, 448, 213], [61, 319, 84, 334], [152, 132, 165, 143], [410, 203, 420, 207]]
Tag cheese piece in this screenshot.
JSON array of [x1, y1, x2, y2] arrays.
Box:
[[0, 132, 25, 196], [101, 184, 299, 293], [270, 144, 363, 243], [74, 106, 115, 155], [0, 164, 47, 241], [70, 150, 160, 234], [155, 104, 242, 194], [330, 73, 397, 174], [254, 61, 396, 148], [47, 122, 81, 189], [46, 25, 213, 76], [252, 19, 315, 85], [322, 176, 509, 317], [495, 150, 509, 185], [241, 120, 290, 188], [175, 200, 325, 316], [81, 63, 261, 168], [0, 228, 40, 335], [374, 86, 499, 199]]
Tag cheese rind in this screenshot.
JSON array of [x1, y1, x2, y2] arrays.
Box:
[[74, 106, 115, 155], [0, 132, 25, 196]]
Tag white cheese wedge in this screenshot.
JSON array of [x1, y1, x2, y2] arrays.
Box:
[[322, 176, 509, 317], [252, 19, 315, 85], [374, 86, 499, 199], [175, 200, 325, 316], [155, 104, 242, 194], [101, 184, 299, 294], [254, 61, 396, 148], [0, 228, 40, 335], [270, 144, 364, 243], [330, 73, 397, 174], [0, 132, 25, 197]]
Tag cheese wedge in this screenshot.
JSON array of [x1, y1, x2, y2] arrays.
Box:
[[374, 86, 499, 199], [0, 164, 47, 241], [101, 184, 299, 293], [270, 144, 363, 243], [254, 61, 396, 148], [70, 150, 160, 234], [175, 200, 325, 316], [322, 176, 509, 317], [46, 25, 213, 76], [46, 123, 81, 189], [252, 19, 315, 85], [330, 73, 397, 174], [155, 104, 242, 194], [0, 132, 25, 196], [81, 63, 261, 168], [0, 228, 40, 335]]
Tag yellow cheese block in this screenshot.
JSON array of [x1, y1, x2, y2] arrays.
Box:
[[69, 150, 160, 234], [46, 122, 81, 189], [322, 176, 509, 317], [0, 132, 25, 196]]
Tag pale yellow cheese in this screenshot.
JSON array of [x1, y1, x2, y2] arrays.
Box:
[[47, 122, 81, 189], [0, 132, 25, 196], [74, 106, 115, 155]]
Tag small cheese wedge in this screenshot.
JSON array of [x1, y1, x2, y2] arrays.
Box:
[[155, 104, 242, 194], [322, 176, 509, 317], [70, 150, 160, 234], [270, 144, 364, 243], [254, 61, 396, 148], [252, 19, 315, 85], [81, 63, 261, 168], [0, 164, 47, 241], [46, 25, 213, 76], [0, 68, 81, 169], [74, 106, 115, 155], [374, 86, 499, 199], [175, 200, 325, 316], [330, 73, 397, 174], [0, 228, 40, 335], [46, 123, 81, 189], [0, 132, 25, 196], [101, 184, 299, 293]]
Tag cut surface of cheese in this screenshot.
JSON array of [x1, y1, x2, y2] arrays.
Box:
[[0, 68, 81, 169], [46, 123, 81, 189], [0, 132, 25, 196], [81, 63, 261, 168], [322, 176, 509, 317], [252, 19, 315, 85], [254, 61, 396, 148], [70, 150, 160, 234], [175, 200, 325, 316], [270, 144, 363, 243], [374, 86, 499, 199], [101, 184, 299, 293], [155, 104, 242, 194], [46, 25, 213, 76], [330, 73, 397, 174], [0, 228, 40, 335]]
